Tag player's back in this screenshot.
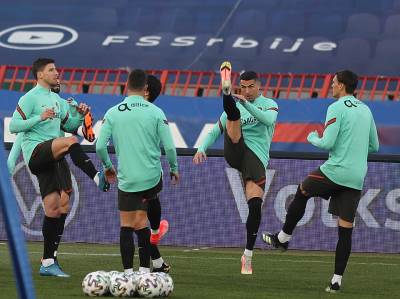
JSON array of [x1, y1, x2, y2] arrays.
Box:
[[321, 95, 375, 190], [106, 95, 165, 191]]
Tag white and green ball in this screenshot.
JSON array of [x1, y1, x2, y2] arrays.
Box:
[[109, 272, 136, 297], [153, 272, 174, 297], [137, 273, 164, 297], [82, 271, 109, 297]]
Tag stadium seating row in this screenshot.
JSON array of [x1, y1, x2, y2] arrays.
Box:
[[2, 4, 400, 36], [59, 33, 400, 74], [0, 0, 399, 76]]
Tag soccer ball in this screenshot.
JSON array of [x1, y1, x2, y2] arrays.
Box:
[[82, 271, 109, 297], [153, 273, 174, 297], [96, 271, 111, 293], [137, 273, 163, 297], [126, 271, 142, 286], [109, 272, 136, 297], [107, 270, 120, 278]]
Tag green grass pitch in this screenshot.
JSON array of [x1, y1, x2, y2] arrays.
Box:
[[0, 242, 399, 298]]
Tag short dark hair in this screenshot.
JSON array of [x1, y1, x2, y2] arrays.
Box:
[[240, 71, 259, 82], [32, 58, 55, 80], [127, 69, 147, 91], [335, 70, 358, 94], [147, 75, 162, 103]]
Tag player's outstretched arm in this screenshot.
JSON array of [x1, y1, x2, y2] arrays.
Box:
[[368, 117, 379, 153], [157, 111, 179, 181], [7, 133, 23, 175], [95, 115, 113, 171], [194, 115, 225, 164]]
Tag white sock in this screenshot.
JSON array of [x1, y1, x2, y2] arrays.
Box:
[[76, 125, 84, 138], [42, 258, 55, 267], [152, 257, 164, 269], [244, 249, 253, 257], [331, 274, 342, 286], [93, 172, 100, 186], [278, 231, 292, 243], [139, 267, 150, 273], [124, 268, 133, 274], [151, 229, 159, 234]]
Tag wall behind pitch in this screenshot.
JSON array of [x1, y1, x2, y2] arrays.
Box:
[[0, 153, 399, 253]]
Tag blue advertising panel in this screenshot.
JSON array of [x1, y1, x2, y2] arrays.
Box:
[[1, 154, 399, 253], [1, 90, 400, 153]]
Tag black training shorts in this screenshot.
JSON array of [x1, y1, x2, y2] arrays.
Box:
[[58, 158, 73, 194], [224, 133, 266, 189], [118, 177, 163, 211], [301, 168, 361, 223], [28, 139, 71, 198]]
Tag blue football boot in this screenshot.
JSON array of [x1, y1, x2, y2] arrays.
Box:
[[39, 263, 70, 277], [98, 170, 110, 192]]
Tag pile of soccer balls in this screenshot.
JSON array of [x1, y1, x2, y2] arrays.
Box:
[[82, 270, 174, 297]]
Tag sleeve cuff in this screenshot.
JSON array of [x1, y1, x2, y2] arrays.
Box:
[[170, 165, 178, 173]]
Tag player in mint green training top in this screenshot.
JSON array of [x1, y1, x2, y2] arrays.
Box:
[[96, 69, 178, 274], [7, 79, 101, 272], [9, 58, 109, 278], [193, 62, 278, 275], [7, 80, 94, 175], [262, 70, 379, 293]]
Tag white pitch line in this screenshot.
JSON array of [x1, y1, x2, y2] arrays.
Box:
[[22, 251, 399, 267]]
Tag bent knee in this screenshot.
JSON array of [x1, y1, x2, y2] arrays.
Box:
[[230, 136, 241, 144], [245, 181, 264, 198], [59, 203, 70, 214], [67, 136, 79, 145]]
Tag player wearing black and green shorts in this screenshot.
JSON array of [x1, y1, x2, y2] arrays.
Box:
[[263, 70, 379, 293], [96, 70, 178, 274], [7, 81, 99, 269], [194, 63, 278, 275], [9, 58, 109, 277]]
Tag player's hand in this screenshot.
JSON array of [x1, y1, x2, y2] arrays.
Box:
[[307, 130, 320, 143], [193, 151, 207, 164], [41, 108, 55, 120], [76, 103, 90, 115], [232, 93, 247, 102], [105, 167, 117, 183], [170, 172, 179, 185]]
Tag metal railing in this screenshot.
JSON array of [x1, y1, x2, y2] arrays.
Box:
[[1, 65, 399, 101]]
